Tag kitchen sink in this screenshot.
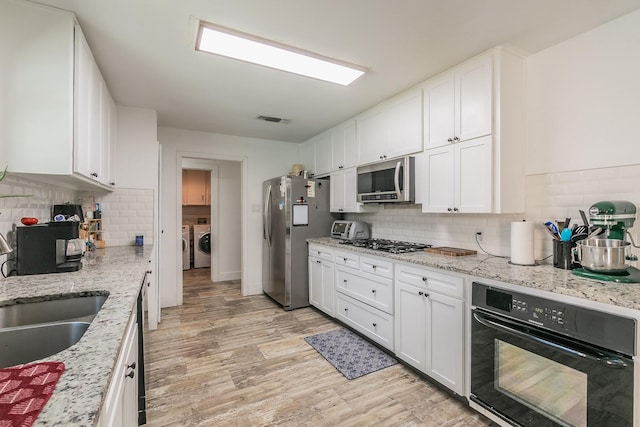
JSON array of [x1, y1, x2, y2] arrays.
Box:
[[0, 321, 90, 368], [0, 294, 108, 368], [0, 294, 107, 328]]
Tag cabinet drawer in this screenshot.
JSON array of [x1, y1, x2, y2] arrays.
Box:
[[336, 267, 393, 314], [395, 264, 464, 299], [336, 293, 394, 351], [360, 256, 393, 279], [333, 250, 359, 269], [308, 244, 333, 262]]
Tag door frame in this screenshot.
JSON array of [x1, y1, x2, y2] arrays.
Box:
[[176, 151, 247, 305]]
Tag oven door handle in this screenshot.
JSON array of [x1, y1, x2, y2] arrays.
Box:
[[472, 310, 628, 369]]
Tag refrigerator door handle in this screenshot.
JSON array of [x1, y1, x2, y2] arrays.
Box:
[[263, 184, 272, 246]]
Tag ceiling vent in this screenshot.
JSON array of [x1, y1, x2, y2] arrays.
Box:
[[257, 115, 290, 124]]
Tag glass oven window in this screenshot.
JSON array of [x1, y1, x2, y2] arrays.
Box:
[[495, 340, 587, 427]]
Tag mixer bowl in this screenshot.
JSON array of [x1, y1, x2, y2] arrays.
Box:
[[575, 239, 631, 274]]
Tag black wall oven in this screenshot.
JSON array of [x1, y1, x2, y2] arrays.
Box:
[[470, 282, 636, 427]]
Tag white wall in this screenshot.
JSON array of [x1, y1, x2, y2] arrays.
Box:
[[216, 160, 242, 281], [526, 9, 640, 175], [115, 106, 158, 189], [158, 127, 298, 307]]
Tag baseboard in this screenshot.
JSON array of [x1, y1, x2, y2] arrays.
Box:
[[218, 271, 241, 281]]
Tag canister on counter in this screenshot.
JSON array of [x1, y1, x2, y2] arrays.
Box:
[[135, 234, 144, 246]]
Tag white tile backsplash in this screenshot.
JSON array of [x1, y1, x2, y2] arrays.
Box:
[[98, 188, 155, 247], [0, 175, 155, 262], [347, 163, 640, 263]]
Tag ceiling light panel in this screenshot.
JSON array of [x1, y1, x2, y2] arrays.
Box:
[[196, 22, 366, 86]]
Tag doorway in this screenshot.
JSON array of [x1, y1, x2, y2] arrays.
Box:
[[179, 157, 242, 295]]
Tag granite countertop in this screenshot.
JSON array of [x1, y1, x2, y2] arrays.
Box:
[[0, 245, 152, 426], [309, 237, 640, 314]]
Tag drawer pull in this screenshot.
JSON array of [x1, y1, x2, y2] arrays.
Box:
[[127, 362, 136, 369], [342, 257, 347, 262], [418, 291, 424, 296], [424, 293, 430, 298], [422, 277, 427, 282], [343, 279, 347, 283], [372, 265, 377, 269], [316, 260, 321, 264], [371, 289, 376, 294], [372, 323, 377, 327], [125, 370, 135, 379]]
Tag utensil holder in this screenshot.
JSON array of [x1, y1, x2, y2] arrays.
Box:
[[553, 240, 580, 270]]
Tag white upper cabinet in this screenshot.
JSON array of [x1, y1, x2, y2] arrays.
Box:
[[0, 1, 117, 190], [330, 167, 373, 213], [357, 88, 423, 165], [314, 131, 332, 176], [424, 54, 492, 150], [299, 140, 315, 175], [330, 120, 357, 171], [420, 48, 525, 214]]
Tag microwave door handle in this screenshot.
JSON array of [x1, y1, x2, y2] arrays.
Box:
[[472, 310, 628, 369], [394, 160, 401, 195]]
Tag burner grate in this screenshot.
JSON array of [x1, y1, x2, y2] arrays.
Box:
[[341, 238, 431, 253]]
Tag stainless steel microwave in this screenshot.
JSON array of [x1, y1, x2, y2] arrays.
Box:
[[357, 156, 415, 203]]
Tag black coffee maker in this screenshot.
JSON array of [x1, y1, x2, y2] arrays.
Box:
[[15, 204, 84, 275]]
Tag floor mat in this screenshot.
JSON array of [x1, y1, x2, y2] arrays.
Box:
[[0, 361, 65, 427], [304, 328, 396, 380]]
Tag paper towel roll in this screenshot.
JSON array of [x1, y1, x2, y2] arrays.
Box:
[[510, 221, 535, 266]]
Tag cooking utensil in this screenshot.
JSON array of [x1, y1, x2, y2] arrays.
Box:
[[560, 228, 572, 241], [587, 227, 603, 239], [573, 238, 632, 273], [544, 221, 560, 240], [570, 233, 588, 243], [579, 209, 589, 227]]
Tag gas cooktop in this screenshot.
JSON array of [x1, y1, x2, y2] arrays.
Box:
[[340, 238, 431, 254]]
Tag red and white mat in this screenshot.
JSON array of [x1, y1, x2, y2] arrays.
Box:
[[0, 362, 65, 427]]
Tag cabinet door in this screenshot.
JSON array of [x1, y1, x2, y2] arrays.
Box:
[[424, 73, 455, 150], [357, 107, 387, 165], [74, 26, 103, 181], [422, 146, 454, 213], [320, 261, 335, 316], [309, 257, 323, 310], [329, 171, 345, 213], [184, 170, 208, 205], [455, 136, 492, 213], [309, 257, 334, 316], [331, 120, 357, 171], [314, 132, 332, 176], [394, 282, 427, 372], [456, 54, 493, 142], [101, 81, 117, 187], [299, 140, 315, 175], [386, 89, 423, 158], [426, 292, 464, 395], [342, 167, 359, 212]]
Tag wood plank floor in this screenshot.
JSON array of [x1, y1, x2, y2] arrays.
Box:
[[144, 268, 494, 426]]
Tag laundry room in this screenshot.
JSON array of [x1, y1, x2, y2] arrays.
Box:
[[180, 157, 242, 286]]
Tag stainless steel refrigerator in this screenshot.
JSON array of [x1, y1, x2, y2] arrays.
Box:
[[262, 175, 335, 310]]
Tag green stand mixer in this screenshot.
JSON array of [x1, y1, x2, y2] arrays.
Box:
[[573, 200, 640, 283]]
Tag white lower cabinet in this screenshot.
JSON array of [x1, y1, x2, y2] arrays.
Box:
[[308, 245, 334, 316], [308, 244, 466, 395], [336, 293, 394, 350], [394, 264, 465, 395], [97, 305, 139, 427]]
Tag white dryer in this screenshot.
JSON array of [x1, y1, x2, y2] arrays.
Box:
[[193, 224, 211, 268], [181, 225, 191, 270]]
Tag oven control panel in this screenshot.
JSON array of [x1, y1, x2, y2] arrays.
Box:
[[471, 282, 636, 356], [512, 298, 566, 326]]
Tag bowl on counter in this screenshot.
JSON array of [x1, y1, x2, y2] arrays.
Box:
[[574, 238, 632, 274]]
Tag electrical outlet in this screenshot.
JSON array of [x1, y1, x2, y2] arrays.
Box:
[[476, 231, 484, 243]]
